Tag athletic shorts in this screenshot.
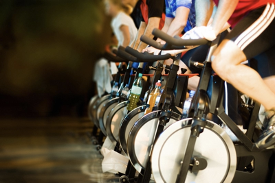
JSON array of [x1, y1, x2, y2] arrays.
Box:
[[226, 4, 275, 61]]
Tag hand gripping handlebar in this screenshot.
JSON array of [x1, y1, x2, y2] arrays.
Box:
[[140, 35, 195, 50], [125, 46, 172, 62], [140, 36, 164, 50], [142, 28, 209, 49]]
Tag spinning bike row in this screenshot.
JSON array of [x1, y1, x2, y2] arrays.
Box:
[[88, 29, 275, 183]]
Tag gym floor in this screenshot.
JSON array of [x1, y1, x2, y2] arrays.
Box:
[[0, 117, 119, 183]]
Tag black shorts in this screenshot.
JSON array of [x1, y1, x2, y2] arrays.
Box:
[[226, 4, 275, 61]]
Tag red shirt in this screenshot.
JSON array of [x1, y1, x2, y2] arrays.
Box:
[[213, 0, 274, 27]]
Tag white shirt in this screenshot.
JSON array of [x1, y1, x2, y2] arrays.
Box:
[[111, 11, 137, 46]]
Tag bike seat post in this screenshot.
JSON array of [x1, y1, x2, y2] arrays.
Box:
[[205, 34, 220, 62], [158, 54, 179, 113]]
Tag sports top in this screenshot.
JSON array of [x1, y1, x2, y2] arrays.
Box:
[[165, 0, 196, 32], [130, 0, 166, 29], [111, 11, 138, 46], [213, 0, 275, 27]]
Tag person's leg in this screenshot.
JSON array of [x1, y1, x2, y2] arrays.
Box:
[[212, 4, 275, 149], [212, 4, 275, 111], [211, 39, 275, 111], [181, 31, 229, 91], [264, 76, 275, 94], [250, 46, 275, 94]]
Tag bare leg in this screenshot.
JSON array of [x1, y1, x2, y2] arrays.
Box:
[[188, 76, 200, 91], [211, 39, 275, 111], [264, 76, 275, 94]]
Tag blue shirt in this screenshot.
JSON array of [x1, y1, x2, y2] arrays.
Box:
[[165, 0, 196, 32]]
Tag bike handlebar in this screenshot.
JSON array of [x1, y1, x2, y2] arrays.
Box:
[[140, 35, 188, 50], [103, 51, 127, 63], [116, 46, 137, 62], [125, 46, 172, 62], [140, 36, 164, 50], [152, 28, 209, 47]]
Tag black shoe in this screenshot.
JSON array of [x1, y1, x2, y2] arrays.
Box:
[[256, 112, 275, 150]]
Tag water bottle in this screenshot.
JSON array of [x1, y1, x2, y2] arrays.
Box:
[[127, 73, 143, 111], [111, 82, 119, 98], [182, 90, 196, 118], [144, 80, 162, 114], [121, 84, 130, 101]]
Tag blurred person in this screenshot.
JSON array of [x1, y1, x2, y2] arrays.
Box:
[[159, 0, 196, 42], [144, 0, 197, 78], [105, 0, 137, 48], [99, 0, 138, 157], [121, 0, 166, 52]]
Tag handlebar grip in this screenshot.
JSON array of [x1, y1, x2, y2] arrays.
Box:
[[144, 52, 172, 61], [140, 35, 163, 49], [140, 34, 186, 50], [125, 46, 172, 62], [117, 46, 137, 62], [152, 29, 175, 44], [103, 52, 126, 63], [152, 28, 209, 46], [112, 49, 118, 55], [124, 46, 141, 59]]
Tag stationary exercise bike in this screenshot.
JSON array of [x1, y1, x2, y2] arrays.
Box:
[[145, 29, 275, 183], [104, 47, 148, 150], [110, 43, 193, 182], [88, 52, 126, 146], [105, 46, 176, 151], [117, 38, 202, 183], [114, 47, 169, 155]]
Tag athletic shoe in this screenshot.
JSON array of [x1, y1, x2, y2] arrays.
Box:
[[255, 111, 275, 150]]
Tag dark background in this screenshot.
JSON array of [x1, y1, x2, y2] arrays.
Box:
[[0, 0, 113, 118]]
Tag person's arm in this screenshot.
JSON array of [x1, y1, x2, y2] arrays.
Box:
[[136, 17, 161, 52], [207, 5, 230, 33], [136, 0, 164, 51], [143, 16, 171, 49], [161, 16, 172, 34], [131, 21, 146, 49], [120, 25, 131, 48], [156, 9, 187, 44], [195, 0, 214, 26], [210, 0, 238, 35], [166, 6, 190, 37]]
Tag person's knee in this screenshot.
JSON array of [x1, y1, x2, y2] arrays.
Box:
[[211, 53, 235, 81]]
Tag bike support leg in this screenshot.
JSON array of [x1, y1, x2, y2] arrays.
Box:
[[92, 125, 98, 136], [125, 161, 136, 181], [138, 124, 165, 183], [175, 127, 198, 183], [98, 132, 104, 145]]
